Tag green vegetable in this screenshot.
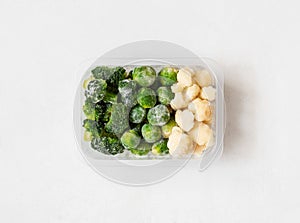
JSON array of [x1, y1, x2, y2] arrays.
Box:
[[157, 86, 174, 105], [83, 97, 97, 120], [130, 142, 151, 156], [92, 66, 126, 93], [152, 139, 169, 155], [85, 79, 107, 103], [103, 91, 118, 104], [118, 79, 138, 107], [147, 104, 170, 126], [161, 118, 177, 138], [129, 105, 146, 124], [121, 130, 141, 149], [158, 67, 178, 86], [141, 124, 161, 143], [132, 66, 156, 87], [130, 123, 143, 136], [137, 87, 156, 108], [105, 103, 129, 136], [91, 134, 124, 155], [83, 119, 100, 138], [83, 76, 94, 89], [83, 131, 93, 141]]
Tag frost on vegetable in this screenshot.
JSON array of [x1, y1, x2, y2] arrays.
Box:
[[83, 119, 101, 138], [158, 67, 178, 86], [161, 118, 177, 138], [91, 134, 124, 155], [141, 124, 161, 143], [129, 105, 146, 124], [120, 130, 141, 149], [137, 87, 157, 108], [152, 139, 169, 155], [130, 141, 151, 156], [147, 104, 170, 126], [157, 86, 174, 105], [132, 66, 156, 87], [118, 79, 138, 108], [85, 79, 107, 103], [105, 103, 129, 136]]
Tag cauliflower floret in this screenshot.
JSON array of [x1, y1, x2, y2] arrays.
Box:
[[193, 144, 207, 157], [184, 84, 200, 102], [200, 86, 216, 101], [167, 127, 194, 157], [193, 69, 212, 87], [177, 68, 193, 88], [188, 122, 213, 146], [171, 83, 184, 93], [175, 109, 194, 132], [170, 92, 188, 110], [188, 98, 212, 122]]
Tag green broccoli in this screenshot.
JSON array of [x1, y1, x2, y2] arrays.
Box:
[[120, 130, 141, 149], [118, 79, 138, 107], [91, 134, 124, 155], [92, 66, 126, 93], [105, 103, 129, 136], [83, 97, 97, 120], [85, 79, 107, 103], [132, 66, 156, 87], [129, 105, 146, 124], [130, 141, 151, 156], [147, 104, 170, 126], [137, 87, 157, 108], [141, 123, 161, 143], [157, 86, 174, 105], [83, 119, 100, 138], [158, 67, 178, 86], [152, 139, 169, 155]]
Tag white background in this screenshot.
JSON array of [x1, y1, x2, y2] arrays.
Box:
[[1, 0, 300, 222]]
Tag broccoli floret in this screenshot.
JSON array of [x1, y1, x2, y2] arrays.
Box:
[[152, 139, 169, 155], [141, 124, 161, 143], [158, 67, 178, 86], [129, 105, 146, 124], [118, 79, 138, 108], [83, 119, 100, 138], [85, 79, 107, 103], [105, 103, 129, 136], [120, 130, 141, 149], [83, 97, 97, 120], [91, 134, 124, 155], [103, 91, 118, 104], [157, 86, 174, 105], [147, 104, 170, 126], [137, 87, 157, 108], [92, 66, 126, 93], [132, 66, 156, 87], [130, 141, 151, 156]]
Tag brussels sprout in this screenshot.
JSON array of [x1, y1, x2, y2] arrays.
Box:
[[161, 118, 177, 138], [158, 67, 178, 86], [121, 130, 141, 149], [152, 139, 169, 155], [141, 124, 161, 143], [137, 87, 157, 108], [130, 141, 151, 156], [157, 86, 175, 105], [147, 104, 170, 126], [129, 105, 146, 124], [132, 66, 156, 87], [85, 79, 107, 103], [118, 79, 138, 108]]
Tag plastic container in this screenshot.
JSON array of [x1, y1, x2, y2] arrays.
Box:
[[73, 40, 225, 185]]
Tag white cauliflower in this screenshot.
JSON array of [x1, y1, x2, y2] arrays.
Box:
[[184, 84, 200, 102], [200, 86, 216, 101], [177, 68, 193, 88], [175, 109, 194, 132], [167, 127, 194, 156], [188, 98, 212, 122], [170, 92, 188, 110], [171, 83, 184, 93], [193, 69, 212, 87], [193, 144, 207, 157], [188, 122, 213, 146]]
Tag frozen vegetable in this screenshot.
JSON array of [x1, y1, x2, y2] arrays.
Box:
[[193, 69, 212, 87], [152, 139, 169, 155], [188, 122, 212, 146], [83, 119, 100, 138], [85, 79, 107, 103], [91, 134, 124, 155], [147, 104, 170, 126], [137, 87, 157, 108], [129, 105, 146, 124], [188, 98, 212, 122], [132, 66, 156, 87], [105, 103, 129, 136], [157, 86, 174, 105], [167, 127, 193, 156], [170, 92, 188, 110], [130, 142, 151, 156], [83, 76, 94, 89], [158, 67, 178, 86], [141, 124, 161, 143], [175, 109, 194, 132], [161, 119, 177, 138], [200, 86, 216, 101], [121, 130, 141, 149], [184, 84, 200, 102], [118, 79, 138, 107], [177, 68, 193, 88]]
